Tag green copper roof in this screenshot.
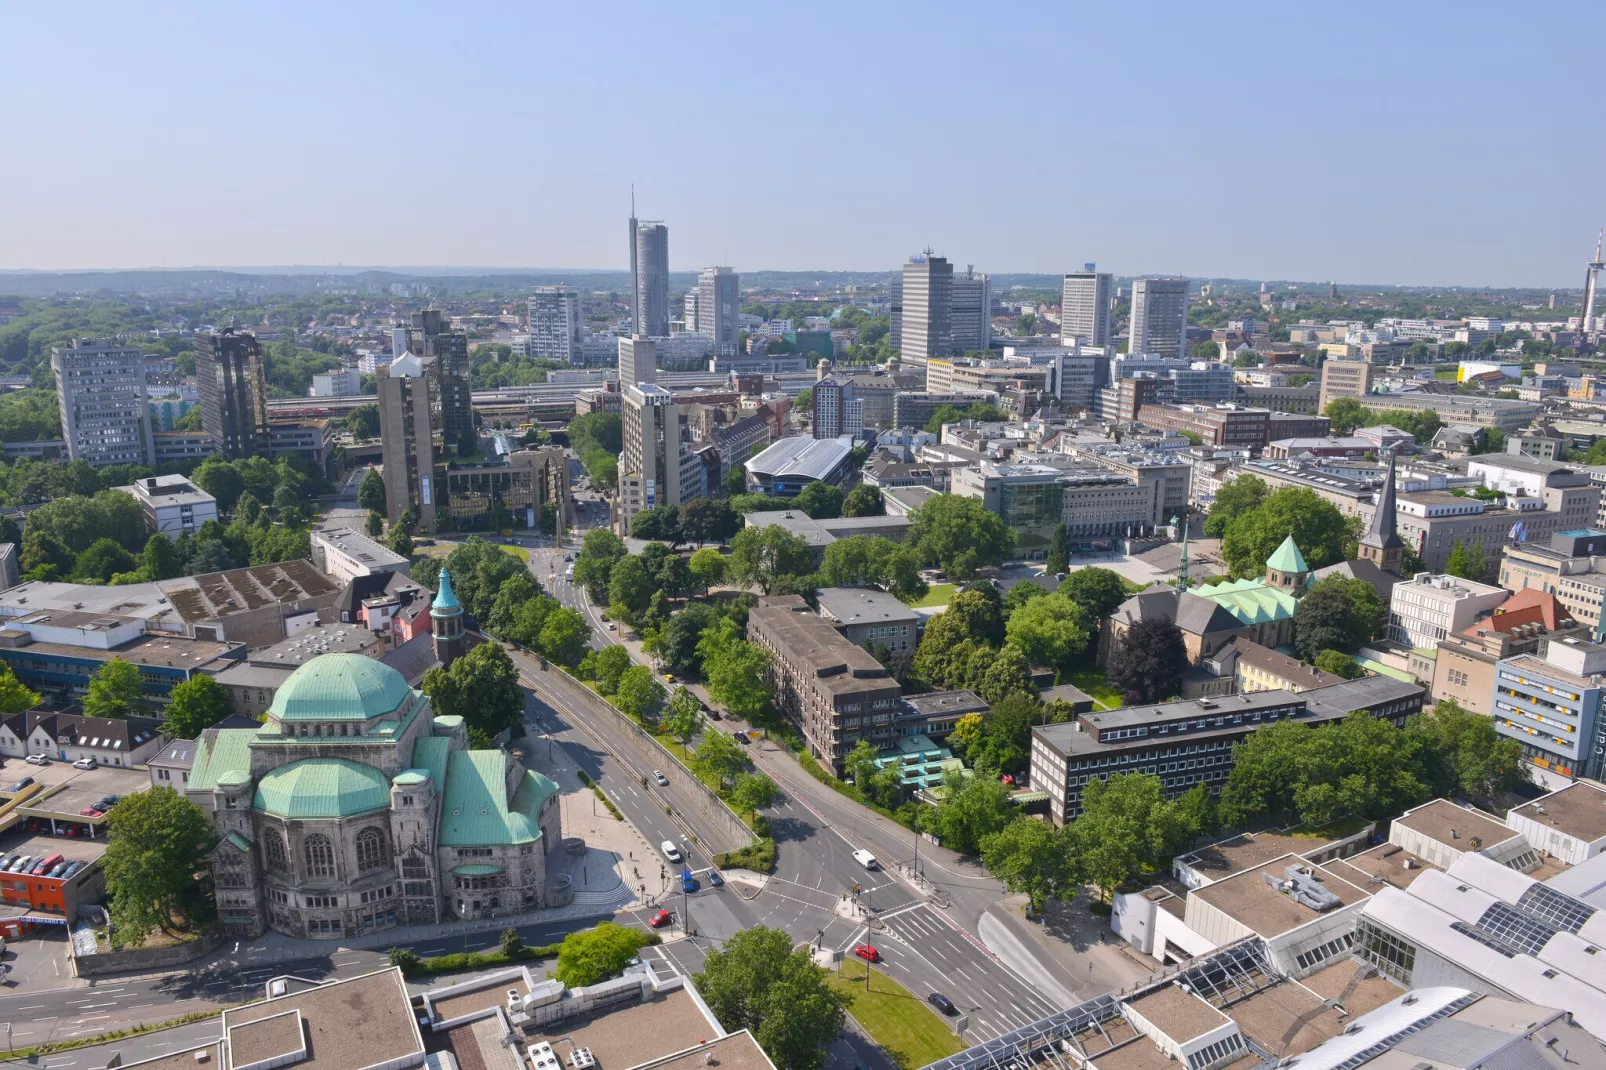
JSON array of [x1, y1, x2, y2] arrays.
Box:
[[224, 830, 252, 853], [452, 864, 503, 876], [268, 654, 413, 722], [412, 735, 451, 789], [393, 770, 429, 787], [432, 567, 462, 614], [186, 729, 258, 793], [1196, 579, 1301, 625], [253, 758, 392, 820], [433, 715, 464, 730], [1265, 535, 1309, 575], [439, 750, 558, 847]]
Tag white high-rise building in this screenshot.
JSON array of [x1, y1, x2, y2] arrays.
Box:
[[697, 267, 740, 356], [949, 268, 991, 354], [619, 383, 682, 530], [528, 286, 582, 363], [901, 252, 953, 367], [618, 335, 657, 387], [51, 338, 154, 468], [1061, 266, 1112, 347], [631, 219, 670, 337], [1129, 276, 1190, 358]]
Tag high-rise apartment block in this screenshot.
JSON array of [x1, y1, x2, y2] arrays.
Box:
[[618, 335, 657, 387], [900, 252, 953, 367], [697, 267, 740, 356], [404, 311, 473, 450], [812, 378, 862, 439], [1060, 267, 1113, 346], [1494, 638, 1606, 785], [1128, 276, 1189, 358], [376, 355, 444, 533], [949, 268, 991, 354], [195, 327, 270, 458], [889, 275, 904, 352], [1319, 357, 1374, 411], [527, 286, 582, 363], [619, 384, 688, 529], [631, 218, 670, 337], [51, 338, 154, 468]]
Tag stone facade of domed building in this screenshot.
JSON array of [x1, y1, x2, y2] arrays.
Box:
[[186, 572, 561, 939]]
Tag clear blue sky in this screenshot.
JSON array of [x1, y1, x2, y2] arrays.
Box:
[[4, 1, 1603, 286]]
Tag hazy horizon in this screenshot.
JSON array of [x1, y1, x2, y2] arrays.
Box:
[[4, 2, 1602, 288]]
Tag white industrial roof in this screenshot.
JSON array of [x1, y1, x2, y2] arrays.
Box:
[[745, 436, 853, 481]]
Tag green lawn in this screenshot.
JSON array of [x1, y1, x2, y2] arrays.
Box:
[[824, 958, 963, 1070], [1065, 667, 1125, 710], [913, 584, 956, 609]]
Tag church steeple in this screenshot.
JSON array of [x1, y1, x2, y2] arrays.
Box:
[[1358, 450, 1405, 573], [431, 567, 466, 668]]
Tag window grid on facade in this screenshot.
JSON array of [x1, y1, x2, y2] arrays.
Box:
[[1293, 932, 1354, 971], [304, 834, 335, 878], [1185, 1035, 1244, 1070], [1356, 918, 1416, 984], [356, 828, 387, 871], [264, 831, 288, 873]]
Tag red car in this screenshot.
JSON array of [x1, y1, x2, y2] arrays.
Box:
[[79, 806, 104, 817], [853, 944, 880, 963], [649, 909, 672, 929]]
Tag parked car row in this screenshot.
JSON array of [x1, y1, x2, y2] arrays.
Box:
[[0, 852, 84, 879], [21, 754, 98, 769]]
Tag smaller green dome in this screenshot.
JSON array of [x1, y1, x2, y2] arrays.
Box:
[[1265, 535, 1310, 575], [269, 653, 413, 722], [393, 770, 429, 787], [432, 567, 462, 616], [216, 770, 251, 789], [254, 758, 392, 819]]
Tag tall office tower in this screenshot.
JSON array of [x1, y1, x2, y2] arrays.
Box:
[[376, 354, 443, 533], [51, 338, 154, 468], [889, 275, 904, 351], [407, 310, 474, 450], [195, 327, 270, 458], [901, 252, 953, 366], [949, 268, 991, 354], [1060, 265, 1113, 346], [630, 218, 670, 337], [683, 289, 700, 332], [527, 286, 582, 363], [619, 383, 682, 530], [1582, 229, 1603, 334], [697, 267, 740, 356], [1128, 277, 1190, 358], [812, 378, 862, 439], [618, 335, 657, 387]]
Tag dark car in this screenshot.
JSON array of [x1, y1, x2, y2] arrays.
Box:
[[731, 731, 748, 744], [10, 777, 34, 792], [707, 870, 724, 887], [98, 795, 121, 809], [927, 993, 958, 1016]]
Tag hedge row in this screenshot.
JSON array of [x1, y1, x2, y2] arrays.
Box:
[[390, 931, 662, 978], [575, 769, 624, 820]]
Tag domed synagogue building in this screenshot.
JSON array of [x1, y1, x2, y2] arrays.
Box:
[[184, 570, 561, 940]]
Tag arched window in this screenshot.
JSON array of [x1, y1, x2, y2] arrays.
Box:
[[304, 834, 335, 878], [263, 830, 288, 873], [356, 828, 387, 871]]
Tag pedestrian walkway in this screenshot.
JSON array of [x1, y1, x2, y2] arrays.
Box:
[[982, 894, 1153, 1005]]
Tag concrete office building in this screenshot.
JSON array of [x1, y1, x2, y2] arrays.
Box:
[[949, 268, 991, 354], [311, 527, 411, 586], [116, 473, 218, 538], [1500, 528, 1606, 636], [1388, 573, 1508, 649], [630, 218, 670, 337], [888, 274, 903, 351], [1129, 277, 1189, 358], [747, 594, 902, 772], [403, 311, 474, 450], [310, 368, 361, 398], [1319, 357, 1374, 412], [901, 252, 953, 367], [815, 587, 919, 653], [1138, 403, 1270, 449], [697, 267, 740, 356], [812, 378, 861, 439], [1051, 349, 1113, 410], [618, 335, 657, 387], [618, 384, 684, 530], [1493, 637, 1606, 787], [443, 447, 570, 535], [1061, 268, 1112, 346], [528, 286, 583, 363], [376, 354, 445, 533], [893, 391, 997, 431], [1430, 590, 1584, 716], [195, 327, 271, 459], [51, 338, 154, 468]]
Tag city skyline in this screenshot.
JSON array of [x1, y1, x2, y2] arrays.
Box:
[[2, 3, 1603, 286]]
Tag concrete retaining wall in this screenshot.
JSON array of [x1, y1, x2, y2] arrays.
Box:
[[75, 926, 225, 976], [547, 668, 757, 856]]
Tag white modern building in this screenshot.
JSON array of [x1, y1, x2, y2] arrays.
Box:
[[1129, 277, 1190, 359], [618, 335, 657, 387], [116, 473, 218, 537], [1061, 267, 1113, 347], [310, 367, 361, 397], [1492, 638, 1606, 787], [51, 338, 154, 468], [1387, 573, 1508, 649], [529, 286, 583, 363], [311, 527, 412, 586], [696, 267, 740, 357]]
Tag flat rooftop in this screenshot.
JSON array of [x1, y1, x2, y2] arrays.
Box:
[[1391, 798, 1516, 849], [748, 598, 895, 696], [1297, 957, 1402, 1018], [0, 631, 240, 671], [243, 622, 385, 667], [1324, 842, 1440, 891], [221, 967, 424, 1070], [816, 587, 919, 625], [1124, 984, 1229, 1043], [1509, 780, 1606, 845], [1191, 854, 1372, 937], [1086, 1039, 1178, 1070], [0, 828, 109, 866], [523, 987, 721, 1070], [159, 559, 338, 622], [431, 974, 530, 1023], [314, 526, 408, 568], [1067, 690, 1303, 735], [18, 766, 150, 825], [1223, 981, 1345, 1057], [639, 1033, 774, 1070], [1177, 831, 1335, 885]]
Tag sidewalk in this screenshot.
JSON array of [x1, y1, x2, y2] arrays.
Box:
[[982, 895, 1155, 1006]]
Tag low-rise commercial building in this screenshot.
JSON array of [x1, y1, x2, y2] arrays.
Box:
[[115, 473, 218, 538], [1219, 638, 1344, 693], [0, 610, 242, 706], [1430, 589, 1585, 715], [742, 510, 912, 565], [311, 527, 410, 586], [1505, 780, 1606, 865], [1137, 403, 1270, 450], [744, 436, 856, 495], [1498, 528, 1606, 636], [1388, 573, 1508, 649], [747, 594, 902, 772], [1264, 437, 1374, 460]]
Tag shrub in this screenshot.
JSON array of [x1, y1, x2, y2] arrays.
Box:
[[713, 837, 777, 874]]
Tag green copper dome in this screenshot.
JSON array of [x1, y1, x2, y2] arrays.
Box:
[[432, 567, 462, 616], [268, 653, 413, 722], [253, 758, 392, 819]]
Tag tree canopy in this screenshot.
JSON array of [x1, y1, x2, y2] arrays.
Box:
[[1203, 474, 1268, 538], [102, 787, 215, 945], [1221, 487, 1347, 578], [728, 524, 813, 595], [161, 674, 231, 739], [421, 642, 524, 742], [1106, 619, 1187, 704], [906, 494, 1016, 578], [82, 658, 149, 720], [553, 922, 652, 988], [1293, 576, 1387, 660], [695, 926, 844, 1070]]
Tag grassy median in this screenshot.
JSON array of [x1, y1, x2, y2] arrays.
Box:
[[824, 957, 963, 1070]]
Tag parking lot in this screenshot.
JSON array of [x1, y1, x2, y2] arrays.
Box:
[[2, 762, 149, 838]]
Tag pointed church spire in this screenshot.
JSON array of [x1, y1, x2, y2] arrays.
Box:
[[1358, 449, 1405, 572]]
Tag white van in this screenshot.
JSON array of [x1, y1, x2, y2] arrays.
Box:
[[661, 840, 683, 863], [852, 849, 879, 870]]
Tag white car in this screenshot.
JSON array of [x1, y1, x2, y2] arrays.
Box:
[[661, 840, 683, 863], [652, 770, 669, 786], [72, 757, 97, 770], [24, 754, 49, 766]]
